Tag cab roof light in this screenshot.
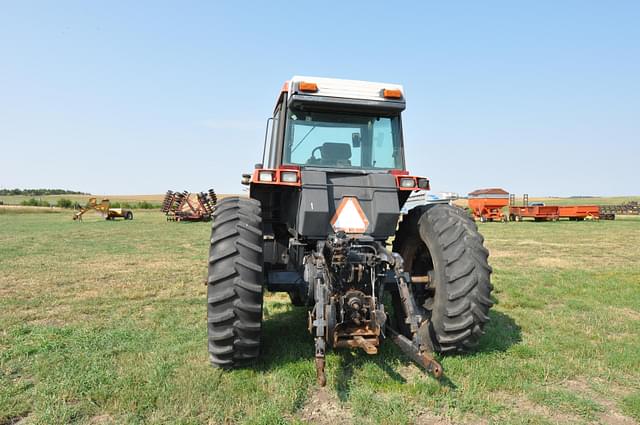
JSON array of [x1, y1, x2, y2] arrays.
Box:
[[298, 81, 318, 92], [382, 88, 402, 99]]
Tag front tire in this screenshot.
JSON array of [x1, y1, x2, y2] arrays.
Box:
[[207, 197, 264, 367], [393, 204, 493, 353]]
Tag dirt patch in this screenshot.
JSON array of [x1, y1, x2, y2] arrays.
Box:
[[606, 332, 634, 342], [0, 416, 29, 425], [298, 387, 351, 424], [89, 415, 115, 424], [396, 364, 421, 380], [413, 412, 457, 425], [562, 378, 636, 425], [608, 307, 640, 321], [532, 257, 573, 269], [491, 391, 581, 424]]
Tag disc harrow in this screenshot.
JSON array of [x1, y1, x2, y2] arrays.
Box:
[[161, 189, 218, 222]]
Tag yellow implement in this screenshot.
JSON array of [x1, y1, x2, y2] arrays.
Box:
[[73, 198, 133, 221]]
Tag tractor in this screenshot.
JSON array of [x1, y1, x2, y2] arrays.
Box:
[[206, 76, 493, 385]]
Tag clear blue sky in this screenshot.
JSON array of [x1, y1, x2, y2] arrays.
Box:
[[1, 1, 638, 196]]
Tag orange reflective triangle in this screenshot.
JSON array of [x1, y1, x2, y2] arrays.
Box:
[[330, 197, 369, 234]]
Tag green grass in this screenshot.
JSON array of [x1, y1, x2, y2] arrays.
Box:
[[1, 211, 639, 424], [622, 392, 640, 421]]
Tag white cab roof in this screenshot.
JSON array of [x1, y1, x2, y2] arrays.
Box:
[[289, 76, 404, 102]]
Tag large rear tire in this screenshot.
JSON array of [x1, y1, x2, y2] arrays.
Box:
[[393, 204, 493, 353], [207, 197, 264, 367]]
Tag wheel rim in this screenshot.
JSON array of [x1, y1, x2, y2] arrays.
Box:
[[400, 240, 435, 317]]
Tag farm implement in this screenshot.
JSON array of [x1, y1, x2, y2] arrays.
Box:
[[600, 201, 638, 217], [73, 198, 133, 221], [468, 188, 509, 222], [466, 192, 610, 222], [205, 76, 494, 386], [508, 194, 604, 221], [557, 205, 600, 220], [161, 189, 217, 222]]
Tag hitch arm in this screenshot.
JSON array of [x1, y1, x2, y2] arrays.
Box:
[[387, 326, 443, 378], [387, 252, 443, 378], [311, 259, 329, 386]]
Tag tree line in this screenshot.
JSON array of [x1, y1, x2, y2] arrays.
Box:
[[0, 188, 90, 196], [18, 198, 159, 209]]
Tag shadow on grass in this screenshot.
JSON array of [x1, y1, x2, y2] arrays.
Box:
[[252, 305, 521, 401], [477, 310, 522, 353], [255, 306, 312, 370]]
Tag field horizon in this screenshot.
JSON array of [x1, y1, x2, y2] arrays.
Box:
[[2, 193, 639, 208]]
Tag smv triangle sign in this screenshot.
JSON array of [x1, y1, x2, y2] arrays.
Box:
[[330, 197, 369, 234]]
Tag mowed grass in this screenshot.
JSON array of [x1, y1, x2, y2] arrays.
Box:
[[1, 211, 639, 424]]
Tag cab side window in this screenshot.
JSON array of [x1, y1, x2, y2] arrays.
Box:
[[263, 104, 281, 167]]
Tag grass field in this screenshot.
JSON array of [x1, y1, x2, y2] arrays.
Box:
[[1, 209, 639, 424]]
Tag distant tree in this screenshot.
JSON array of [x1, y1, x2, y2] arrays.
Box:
[[0, 188, 90, 196], [20, 198, 51, 207], [56, 198, 74, 209]]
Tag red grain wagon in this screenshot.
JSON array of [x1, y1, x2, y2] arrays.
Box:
[[468, 188, 509, 222]]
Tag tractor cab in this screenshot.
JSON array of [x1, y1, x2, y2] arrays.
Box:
[[248, 76, 429, 242]]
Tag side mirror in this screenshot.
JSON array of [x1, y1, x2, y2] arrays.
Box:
[[352, 133, 361, 148], [241, 173, 252, 186]]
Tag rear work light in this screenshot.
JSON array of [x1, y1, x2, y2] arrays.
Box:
[[252, 167, 301, 187], [280, 171, 299, 183], [394, 172, 429, 191], [382, 88, 402, 99], [417, 178, 430, 190], [258, 171, 275, 182], [298, 81, 318, 92], [399, 177, 417, 188]]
